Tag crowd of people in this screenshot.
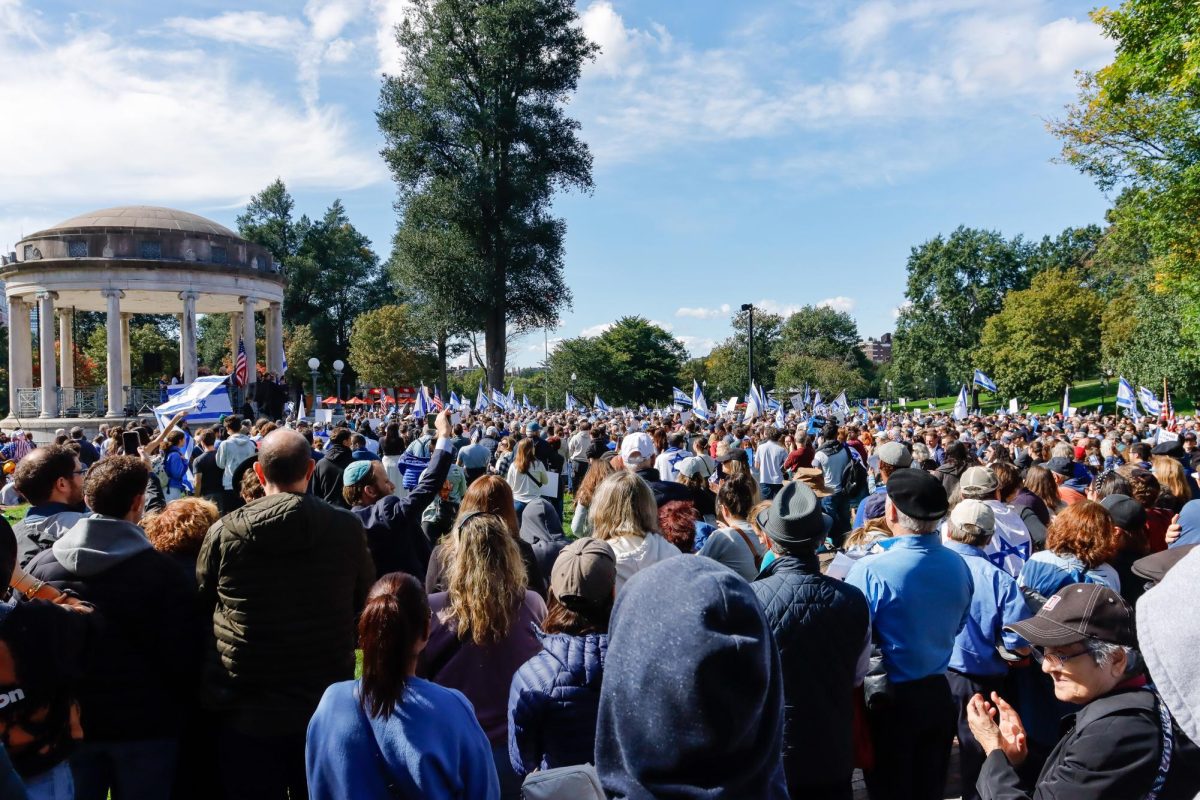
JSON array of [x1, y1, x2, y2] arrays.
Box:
[[0, 396, 1197, 800]]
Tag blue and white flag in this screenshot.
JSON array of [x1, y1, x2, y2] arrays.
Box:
[[802, 383, 811, 407], [157, 376, 233, 428], [672, 386, 692, 407], [692, 380, 709, 420], [953, 385, 969, 421], [831, 390, 850, 414], [594, 395, 611, 413], [507, 385, 516, 409], [774, 406, 785, 429], [1138, 386, 1162, 416], [449, 391, 462, 410], [639, 404, 650, 416], [414, 384, 431, 419], [1062, 386, 1071, 417], [522, 394, 532, 410], [812, 390, 823, 408], [475, 383, 490, 411], [973, 369, 998, 393], [744, 382, 763, 420], [491, 387, 508, 410], [767, 397, 782, 412], [1116, 377, 1136, 413], [566, 392, 579, 412]]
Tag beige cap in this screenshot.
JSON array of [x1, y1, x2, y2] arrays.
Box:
[[950, 499, 995, 533], [550, 537, 617, 606], [959, 466, 998, 495]]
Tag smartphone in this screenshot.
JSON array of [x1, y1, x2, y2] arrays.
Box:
[[122, 431, 141, 455]]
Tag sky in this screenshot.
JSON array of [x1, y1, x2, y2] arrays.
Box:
[[0, 0, 1116, 366]]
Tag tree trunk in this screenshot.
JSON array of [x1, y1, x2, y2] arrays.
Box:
[[485, 310, 506, 390], [437, 333, 448, 395]]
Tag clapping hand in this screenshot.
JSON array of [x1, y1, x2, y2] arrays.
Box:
[[966, 691, 1028, 766]]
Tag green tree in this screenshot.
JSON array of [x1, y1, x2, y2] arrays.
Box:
[[703, 343, 748, 400], [977, 269, 1103, 401], [348, 305, 436, 387], [237, 178, 299, 264], [677, 357, 708, 388], [774, 305, 872, 396], [378, 0, 596, 390], [890, 227, 1031, 394], [1106, 289, 1200, 402], [546, 318, 685, 407]]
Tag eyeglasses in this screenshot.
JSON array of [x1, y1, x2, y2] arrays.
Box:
[[73, 468, 88, 475], [1031, 646, 1092, 670]]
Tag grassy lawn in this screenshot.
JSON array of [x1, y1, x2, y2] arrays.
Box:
[[901, 377, 1193, 416], [2, 505, 27, 525]]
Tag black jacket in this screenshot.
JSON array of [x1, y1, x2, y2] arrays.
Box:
[[351, 446, 451, 579], [196, 492, 374, 735], [27, 516, 198, 742], [751, 553, 869, 788], [312, 443, 355, 507], [632, 467, 692, 507], [979, 685, 1199, 800]]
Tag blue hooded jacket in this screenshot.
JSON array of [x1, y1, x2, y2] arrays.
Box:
[[508, 629, 607, 777], [594, 557, 788, 799]]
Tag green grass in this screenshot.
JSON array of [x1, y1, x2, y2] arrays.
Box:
[[904, 377, 1193, 416], [2, 504, 27, 524]]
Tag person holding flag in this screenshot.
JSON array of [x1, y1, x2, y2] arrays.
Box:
[[692, 380, 709, 420], [1116, 376, 1136, 416], [953, 385, 969, 421]]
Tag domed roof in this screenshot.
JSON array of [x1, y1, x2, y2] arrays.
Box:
[[37, 206, 237, 239]]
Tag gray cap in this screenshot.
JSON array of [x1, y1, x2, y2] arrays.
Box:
[[875, 441, 912, 468], [959, 466, 998, 494], [950, 499, 995, 533], [550, 537, 617, 607]]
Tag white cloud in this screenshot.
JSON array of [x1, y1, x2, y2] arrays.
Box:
[[817, 296, 857, 313], [754, 299, 803, 317], [324, 38, 356, 63], [892, 300, 913, 319], [305, 0, 363, 42], [372, 0, 415, 75], [164, 11, 306, 50], [677, 335, 718, 357], [580, 322, 613, 338], [676, 303, 731, 320], [648, 319, 674, 332], [0, 1, 382, 215]]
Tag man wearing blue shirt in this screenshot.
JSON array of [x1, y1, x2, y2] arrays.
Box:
[[942, 500, 1031, 800], [846, 468, 972, 800]]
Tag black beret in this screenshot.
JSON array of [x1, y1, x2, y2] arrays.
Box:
[[1151, 440, 1185, 458], [885, 468, 948, 521]]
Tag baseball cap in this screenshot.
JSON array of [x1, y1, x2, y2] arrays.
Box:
[[875, 441, 912, 468], [1046, 457, 1075, 478], [885, 468, 949, 521], [959, 466, 998, 495], [716, 445, 748, 464], [526, 421, 541, 433], [1100, 494, 1146, 533], [1007, 583, 1135, 648], [676, 456, 712, 479], [950, 499, 995, 534], [551, 537, 616, 607], [620, 432, 657, 467]]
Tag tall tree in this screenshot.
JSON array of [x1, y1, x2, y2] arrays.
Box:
[[348, 305, 437, 387], [236, 178, 299, 264], [774, 305, 872, 396], [546, 317, 686, 407], [890, 227, 1031, 394], [378, 0, 596, 389], [977, 269, 1103, 401]]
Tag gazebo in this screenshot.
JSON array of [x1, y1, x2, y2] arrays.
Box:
[[1, 206, 286, 430]]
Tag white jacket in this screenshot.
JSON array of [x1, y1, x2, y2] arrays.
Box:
[[607, 532, 682, 591]]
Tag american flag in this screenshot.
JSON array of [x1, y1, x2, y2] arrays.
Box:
[[233, 338, 248, 386], [431, 386, 445, 411]]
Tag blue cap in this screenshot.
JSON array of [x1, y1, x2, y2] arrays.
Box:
[[343, 460, 374, 485], [527, 421, 541, 432]]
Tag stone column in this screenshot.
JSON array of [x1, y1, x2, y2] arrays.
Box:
[[120, 313, 131, 394], [59, 308, 74, 389], [229, 312, 242, 372], [7, 297, 30, 417], [37, 292, 57, 418], [180, 292, 198, 384], [103, 290, 123, 417], [266, 301, 284, 376], [242, 297, 258, 387]]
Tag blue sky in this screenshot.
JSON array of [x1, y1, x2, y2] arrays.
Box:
[[0, 0, 1114, 365]]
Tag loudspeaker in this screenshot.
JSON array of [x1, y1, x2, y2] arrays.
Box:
[[143, 352, 163, 373]]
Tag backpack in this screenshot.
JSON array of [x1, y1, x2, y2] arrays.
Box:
[[841, 447, 868, 498]]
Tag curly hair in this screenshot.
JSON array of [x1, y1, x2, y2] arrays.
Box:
[[1045, 500, 1118, 569], [447, 514, 528, 646], [143, 497, 219, 557], [1118, 466, 1161, 507]]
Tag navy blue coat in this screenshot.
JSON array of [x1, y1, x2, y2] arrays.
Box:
[[752, 552, 869, 790], [507, 630, 607, 777]]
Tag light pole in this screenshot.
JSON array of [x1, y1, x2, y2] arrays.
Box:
[[333, 359, 345, 414], [740, 303, 754, 391], [886, 379, 893, 410], [307, 357, 320, 416]]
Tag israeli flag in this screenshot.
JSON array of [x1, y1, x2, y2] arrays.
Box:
[[973, 369, 998, 393], [1116, 377, 1136, 412], [812, 390, 823, 408], [507, 386, 516, 409], [491, 387, 508, 410], [692, 380, 709, 420], [414, 384, 432, 419], [953, 385, 969, 421], [566, 392, 579, 412], [1138, 387, 1162, 416], [803, 383, 811, 407], [594, 395, 611, 413], [744, 382, 763, 420], [672, 386, 692, 407], [475, 383, 490, 410], [639, 404, 651, 416], [774, 406, 785, 429], [522, 394, 532, 410], [449, 391, 462, 410], [1062, 386, 1071, 417], [158, 376, 233, 428], [831, 390, 850, 414]]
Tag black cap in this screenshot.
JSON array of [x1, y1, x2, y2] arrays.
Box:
[[755, 481, 826, 550], [885, 468, 948, 521], [1007, 583, 1135, 648], [1046, 456, 1075, 478], [1101, 494, 1146, 532], [1152, 440, 1185, 458], [717, 447, 748, 464]]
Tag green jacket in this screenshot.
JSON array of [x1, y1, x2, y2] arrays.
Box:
[[197, 491, 374, 735]]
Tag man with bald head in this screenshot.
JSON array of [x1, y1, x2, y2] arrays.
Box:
[[198, 426, 374, 800]]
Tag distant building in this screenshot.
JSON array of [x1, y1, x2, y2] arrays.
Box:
[[859, 332, 892, 364]]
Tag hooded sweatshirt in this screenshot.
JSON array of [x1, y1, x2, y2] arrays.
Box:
[[594, 556, 788, 799], [1138, 547, 1200, 748], [607, 532, 681, 592], [15, 502, 87, 568], [519, 499, 569, 580]]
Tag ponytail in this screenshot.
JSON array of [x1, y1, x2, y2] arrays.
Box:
[[358, 572, 429, 719]]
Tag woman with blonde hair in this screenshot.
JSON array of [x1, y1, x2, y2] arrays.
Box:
[[589, 470, 681, 590], [1151, 454, 1189, 514], [505, 437, 548, 517], [570, 448, 612, 538], [418, 512, 546, 799]]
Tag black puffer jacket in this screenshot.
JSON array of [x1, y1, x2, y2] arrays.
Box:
[[196, 491, 374, 735], [751, 552, 869, 790], [312, 443, 355, 507]]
